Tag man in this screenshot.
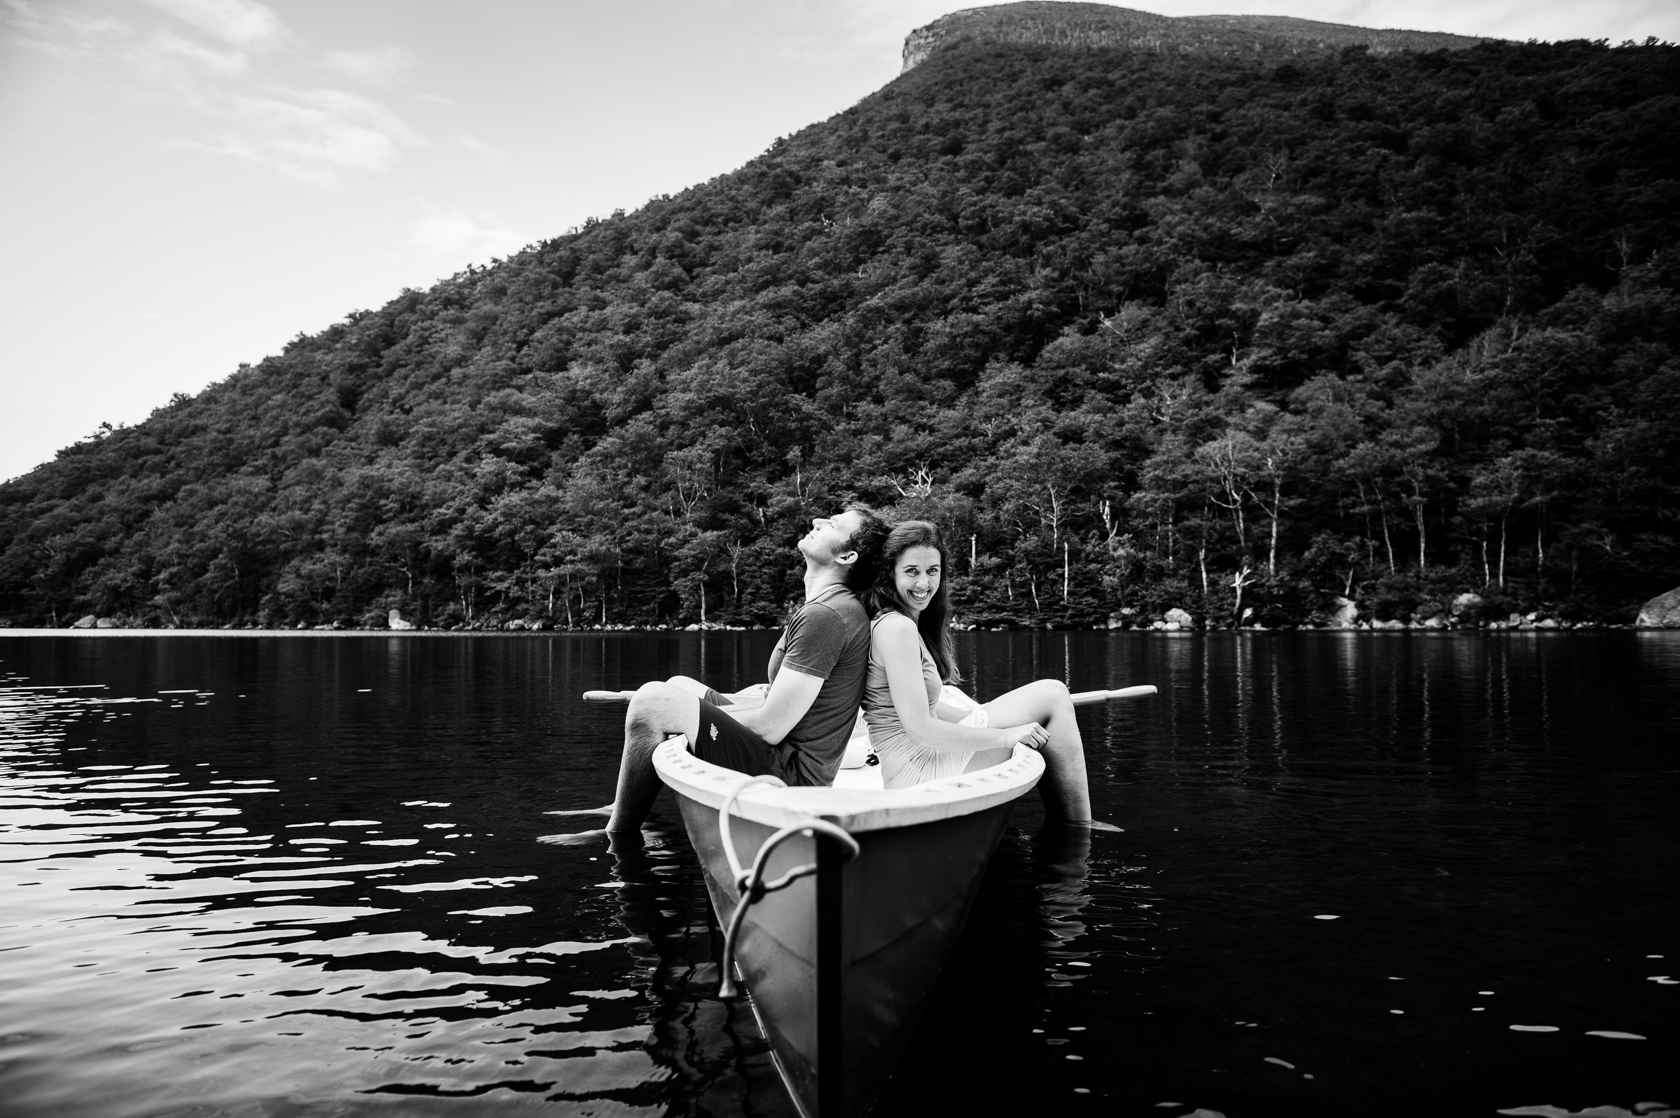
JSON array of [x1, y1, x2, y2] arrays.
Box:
[[594, 506, 887, 835]]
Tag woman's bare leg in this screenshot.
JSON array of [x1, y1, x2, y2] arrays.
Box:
[[981, 679, 1093, 822], [961, 747, 1014, 773]]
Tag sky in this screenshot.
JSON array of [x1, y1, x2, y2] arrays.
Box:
[[1, 0, 1674, 483]]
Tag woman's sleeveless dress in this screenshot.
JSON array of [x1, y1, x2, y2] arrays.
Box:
[[861, 615, 973, 788]]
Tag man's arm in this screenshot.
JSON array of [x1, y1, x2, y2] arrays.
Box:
[[730, 667, 824, 745]]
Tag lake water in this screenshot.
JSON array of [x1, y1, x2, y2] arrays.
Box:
[[1, 631, 1676, 1118]]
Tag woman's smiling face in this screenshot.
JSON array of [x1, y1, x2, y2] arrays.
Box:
[[893, 545, 942, 616]]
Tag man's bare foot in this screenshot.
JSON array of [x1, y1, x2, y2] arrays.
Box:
[[542, 804, 613, 817], [539, 821, 675, 847], [536, 828, 608, 846]]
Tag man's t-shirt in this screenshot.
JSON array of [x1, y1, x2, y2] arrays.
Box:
[[766, 587, 870, 786]]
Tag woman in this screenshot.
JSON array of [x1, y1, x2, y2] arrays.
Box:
[[861, 520, 1107, 826]]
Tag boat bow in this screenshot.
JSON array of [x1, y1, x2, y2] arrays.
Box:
[[653, 740, 1044, 1118]]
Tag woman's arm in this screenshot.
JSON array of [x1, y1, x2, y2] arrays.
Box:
[[873, 614, 1046, 753], [932, 700, 975, 723]]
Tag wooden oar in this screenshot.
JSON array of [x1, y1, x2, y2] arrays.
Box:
[[1070, 684, 1157, 705], [583, 690, 638, 703], [585, 684, 1158, 705]]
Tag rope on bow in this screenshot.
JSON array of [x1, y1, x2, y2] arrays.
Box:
[[715, 774, 860, 998]]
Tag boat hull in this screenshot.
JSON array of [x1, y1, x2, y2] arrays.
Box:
[[677, 795, 1016, 1116], [655, 740, 1043, 1118]]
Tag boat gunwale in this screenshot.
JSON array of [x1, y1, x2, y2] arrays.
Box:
[[652, 738, 1044, 833]]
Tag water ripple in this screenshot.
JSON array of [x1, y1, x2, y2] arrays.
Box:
[[5, 633, 1677, 1116]]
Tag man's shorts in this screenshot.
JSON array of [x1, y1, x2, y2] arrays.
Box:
[[688, 699, 784, 779]]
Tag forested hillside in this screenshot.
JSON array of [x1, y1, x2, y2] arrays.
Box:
[[2, 23, 1677, 630]]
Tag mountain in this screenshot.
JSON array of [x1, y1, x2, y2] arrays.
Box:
[[2, 5, 1676, 631], [902, 3, 1489, 72]]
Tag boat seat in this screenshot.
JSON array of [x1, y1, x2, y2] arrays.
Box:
[[832, 763, 883, 791]]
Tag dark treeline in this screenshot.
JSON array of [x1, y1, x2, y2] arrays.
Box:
[[2, 35, 1677, 630]]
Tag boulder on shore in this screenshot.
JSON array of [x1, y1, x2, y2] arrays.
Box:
[[1635, 587, 1680, 627], [1329, 597, 1358, 628], [388, 609, 415, 631], [70, 615, 96, 629], [1164, 607, 1193, 627], [1452, 592, 1484, 617], [95, 617, 119, 628]]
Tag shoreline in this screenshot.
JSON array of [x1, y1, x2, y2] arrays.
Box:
[[0, 624, 1659, 637]]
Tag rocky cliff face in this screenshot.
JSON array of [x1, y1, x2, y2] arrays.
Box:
[[902, 2, 1491, 73]]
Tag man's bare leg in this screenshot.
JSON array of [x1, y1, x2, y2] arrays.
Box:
[[662, 675, 716, 701], [543, 682, 703, 843], [664, 674, 770, 711], [604, 682, 703, 832], [544, 675, 715, 833]]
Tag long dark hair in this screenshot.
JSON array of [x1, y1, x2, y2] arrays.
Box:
[[868, 520, 961, 684]]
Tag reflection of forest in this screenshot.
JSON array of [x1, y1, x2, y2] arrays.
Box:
[[2, 36, 1675, 632], [608, 828, 796, 1115], [871, 823, 1138, 1116]]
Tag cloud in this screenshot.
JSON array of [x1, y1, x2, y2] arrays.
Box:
[[132, 26, 250, 82], [4, 0, 434, 185], [453, 134, 508, 163], [170, 86, 425, 183], [137, 0, 285, 49], [1, 1, 131, 59], [2, 1, 250, 83], [409, 210, 528, 263], [320, 45, 414, 86]]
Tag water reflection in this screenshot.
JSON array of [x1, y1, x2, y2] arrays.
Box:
[[1037, 826, 1094, 958], [605, 829, 793, 1118]]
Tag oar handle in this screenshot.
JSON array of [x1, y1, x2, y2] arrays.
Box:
[[1070, 684, 1157, 705], [590, 684, 1157, 705]]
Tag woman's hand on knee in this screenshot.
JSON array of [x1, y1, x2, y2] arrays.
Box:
[[1000, 722, 1049, 750]]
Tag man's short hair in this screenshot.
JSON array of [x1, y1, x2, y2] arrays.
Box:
[[841, 505, 890, 593]]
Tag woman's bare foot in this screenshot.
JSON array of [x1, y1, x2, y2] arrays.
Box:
[[1046, 818, 1125, 833]]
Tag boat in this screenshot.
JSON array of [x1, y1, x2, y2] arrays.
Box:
[[610, 683, 1155, 1117], [651, 734, 1042, 1118]]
